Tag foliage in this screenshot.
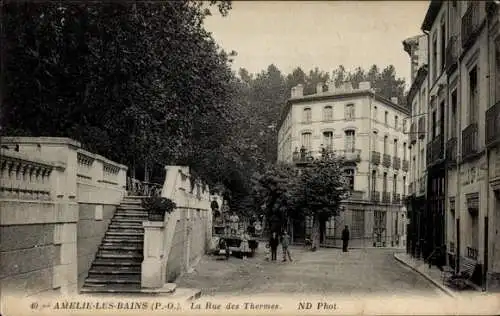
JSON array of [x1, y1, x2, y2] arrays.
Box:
[[142, 196, 177, 221]]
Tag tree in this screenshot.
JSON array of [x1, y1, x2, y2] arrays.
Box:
[[291, 158, 349, 251]]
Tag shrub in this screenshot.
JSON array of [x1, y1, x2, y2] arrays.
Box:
[[142, 197, 176, 221]]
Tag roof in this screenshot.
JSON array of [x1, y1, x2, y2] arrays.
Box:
[[406, 64, 428, 107], [402, 34, 426, 57], [421, 0, 444, 32], [277, 90, 410, 132]]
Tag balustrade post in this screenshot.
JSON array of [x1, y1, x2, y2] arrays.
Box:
[[141, 221, 166, 288]]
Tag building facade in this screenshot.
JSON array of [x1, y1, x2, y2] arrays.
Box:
[[277, 81, 410, 248], [405, 0, 500, 290]]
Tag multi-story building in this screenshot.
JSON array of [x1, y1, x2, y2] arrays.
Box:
[[403, 34, 429, 82], [277, 80, 410, 248], [405, 0, 500, 290]]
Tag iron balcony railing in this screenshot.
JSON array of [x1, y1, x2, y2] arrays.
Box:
[[392, 193, 401, 204], [402, 159, 409, 172], [462, 2, 481, 49], [466, 246, 479, 260], [371, 191, 380, 203], [462, 123, 478, 160], [382, 191, 391, 203], [382, 154, 391, 168], [393, 157, 401, 170], [486, 101, 500, 147], [410, 123, 417, 144], [371, 151, 381, 165], [427, 135, 444, 166], [335, 149, 361, 163], [418, 117, 426, 139], [445, 35, 459, 73], [446, 137, 457, 165]]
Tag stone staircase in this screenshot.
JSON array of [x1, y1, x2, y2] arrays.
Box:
[[81, 196, 148, 293]]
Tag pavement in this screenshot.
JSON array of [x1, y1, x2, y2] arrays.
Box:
[[176, 246, 446, 297]]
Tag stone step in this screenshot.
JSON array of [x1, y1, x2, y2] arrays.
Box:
[[113, 213, 149, 218], [124, 195, 149, 199], [80, 284, 143, 293], [99, 244, 143, 251], [106, 231, 144, 237], [120, 199, 142, 204], [96, 253, 143, 260], [85, 277, 141, 285], [89, 266, 141, 274], [107, 227, 144, 233], [117, 206, 145, 211], [113, 212, 148, 218], [92, 259, 141, 266], [108, 224, 144, 229], [110, 218, 146, 224], [103, 238, 143, 244], [98, 249, 143, 257]]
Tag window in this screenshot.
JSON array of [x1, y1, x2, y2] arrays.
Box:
[[432, 33, 437, 82], [403, 176, 406, 196], [403, 119, 407, 133], [384, 111, 389, 125], [469, 66, 478, 124], [371, 170, 377, 192], [301, 132, 312, 149], [344, 169, 355, 190], [412, 156, 416, 183], [383, 172, 388, 192], [395, 116, 398, 129], [351, 210, 365, 239], [393, 139, 398, 157], [345, 104, 355, 120], [432, 110, 437, 139], [420, 148, 424, 173], [450, 90, 457, 138], [383, 135, 388, 155], [403, 142, 407, 160], [323, 131, 333, 150], [373, 106, 378, 120], [374, 211, 386, 229], [345, 130, 355, 152], [324, 106, 333, 121], [372, 131, 378, 151], [496, 48, 500, 103], [393, 175, 397, 194], [441, 21, 446, 72], [303, 108, 312, 123]]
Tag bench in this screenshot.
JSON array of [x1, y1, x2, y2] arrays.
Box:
[[444, 256, 477, 290]]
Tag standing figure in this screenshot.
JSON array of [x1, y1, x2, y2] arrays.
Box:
[[342, 225, 350, 252], [269, 232, 279, 261], [281, 231, 293, 262], [241, 230, 250, 260], [229, 212, 239, 234]]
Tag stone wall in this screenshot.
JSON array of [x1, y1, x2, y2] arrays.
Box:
[[0, 137, 127, 297]]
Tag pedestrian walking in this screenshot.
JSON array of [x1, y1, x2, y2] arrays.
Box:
[[281, 231, 292, 262], [269, 232, 279, 261], [342, 225, 350, 252]]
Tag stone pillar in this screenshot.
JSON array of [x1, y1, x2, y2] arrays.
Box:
[[141, 221, 166, 288]]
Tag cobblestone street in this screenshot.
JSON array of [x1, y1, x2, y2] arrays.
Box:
[[176, 247, 445, 297]]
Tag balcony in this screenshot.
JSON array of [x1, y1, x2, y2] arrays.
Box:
[[445, 35, 459, 74], [371, 191, 380, 203], [486, 101, 500, 148], [462, 2, 481, 49], [349, 190, 365, 201], [382, 154, 391, 168], [371, 151, 381, 165], [426, 135, 444, 166], [392, 193, 401, 204], [402, 159, 409, 172], [466, 246, 478, 260], [446, 137, 457, 166], [419, 176, 425, 193], [393, 157, 401, 170], [410, 123, 417, 145], [335, 149, 361, 163], [418, 117, 426, 139], [292, 149, 314, 163], [382, 191, 391, 204], [462, 123, 478, 161]]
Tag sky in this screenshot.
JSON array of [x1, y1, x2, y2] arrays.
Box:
[[204, 1, 430, 88]]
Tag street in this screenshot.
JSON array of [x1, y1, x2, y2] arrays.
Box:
[[176, 247, 444, 297]]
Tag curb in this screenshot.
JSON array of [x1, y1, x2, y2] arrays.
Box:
[[393, 253, 457, 298]]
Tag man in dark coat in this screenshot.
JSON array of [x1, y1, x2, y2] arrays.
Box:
[[342, 225, 350, 252], [269, 232, 280, 261]]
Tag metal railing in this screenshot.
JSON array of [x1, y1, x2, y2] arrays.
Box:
[[371, 151, 381, 165], [486, 101, 500, 147], [466, 246, 478, 260], [462, 123, 478, 160], [382, 154, 391, 168], [461, 2, 481, 49]]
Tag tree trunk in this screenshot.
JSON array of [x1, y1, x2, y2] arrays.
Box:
[[311, 213, 320, 251]]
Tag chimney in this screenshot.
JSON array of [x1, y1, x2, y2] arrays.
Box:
[[291, 87, 297, 98], [296, 84, 304, 97], [342, 81, 353, 91], [327, 80, 336, 93], [391, 97, 398, 104], [359, 81, 371, 90], [316, 82, 323, 94]]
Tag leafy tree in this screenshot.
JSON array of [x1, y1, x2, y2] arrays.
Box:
[[291, 158, 349, 251]]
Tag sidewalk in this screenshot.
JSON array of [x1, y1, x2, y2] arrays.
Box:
[[394, 252, 461, 298]]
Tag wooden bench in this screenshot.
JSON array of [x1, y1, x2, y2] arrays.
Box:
[[444, 256, 477, 290]]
